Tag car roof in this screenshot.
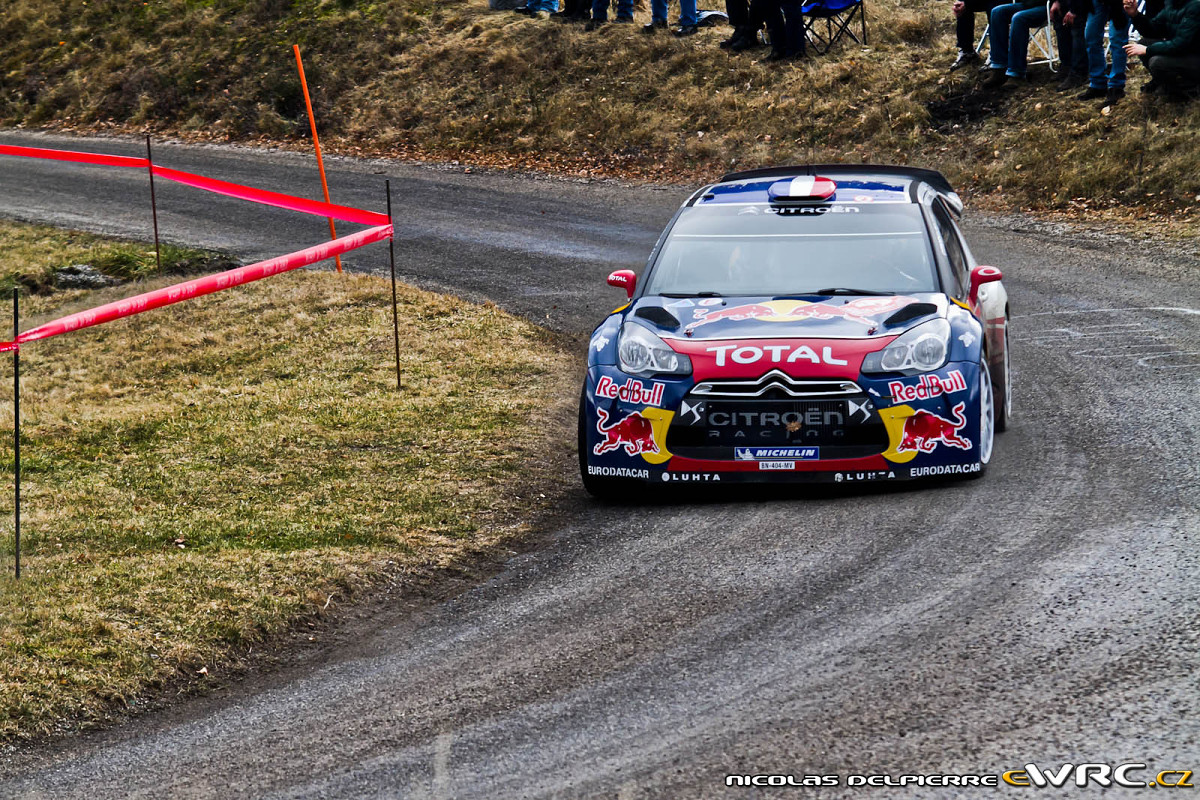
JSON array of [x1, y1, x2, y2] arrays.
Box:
[[689, 164, 962, 215]]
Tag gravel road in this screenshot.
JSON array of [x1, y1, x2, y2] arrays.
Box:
[[0, 131, 1196, 798]]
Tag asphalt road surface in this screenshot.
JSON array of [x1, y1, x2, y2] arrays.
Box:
[[0, 131, 1197, 798]]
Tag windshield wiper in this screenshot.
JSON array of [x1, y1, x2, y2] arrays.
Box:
[[809, 287, 896, 296], [661, 291, 724, 298]]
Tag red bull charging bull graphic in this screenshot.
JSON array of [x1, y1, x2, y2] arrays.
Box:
[[689, 297, 914, 330], [896, 402, 972, 454], [593, 408, 661, 457]]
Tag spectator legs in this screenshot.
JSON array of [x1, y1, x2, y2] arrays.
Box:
[[678, 0, 699, 28], [956, 0, 1001, 53], [1005, 6, 1047, 78], [1084, 0, 1130, 89], [1056, 17, 1088, 79], [986, 3, 1023, 73], [1148, 53, 1200, 96]]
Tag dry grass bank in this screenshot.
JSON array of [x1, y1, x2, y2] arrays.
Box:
[[0, 220, 235, 293], [3, 0, 1199, 225], [0, 222, 576, 740]]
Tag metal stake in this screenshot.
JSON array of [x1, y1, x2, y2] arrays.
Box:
[[146, 135, 162, 273], [387, 181, 402, 391], [12, 288, 19, 580]]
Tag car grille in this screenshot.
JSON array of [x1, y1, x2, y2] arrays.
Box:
[[689, 370, 862, 399]]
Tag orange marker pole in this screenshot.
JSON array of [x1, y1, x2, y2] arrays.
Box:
[[293, 44, 341, 273]]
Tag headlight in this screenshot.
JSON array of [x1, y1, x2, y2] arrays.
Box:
[[862, 318, 951, 374], [618, 323, 692, 377]]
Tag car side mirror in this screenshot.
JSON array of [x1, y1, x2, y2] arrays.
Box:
[[969, 265, 1003, 306], [607, 270, 637, 300]]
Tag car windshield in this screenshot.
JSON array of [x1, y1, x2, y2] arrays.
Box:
[[644, 204, 939, 296]]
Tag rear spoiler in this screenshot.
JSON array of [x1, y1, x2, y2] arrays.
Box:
[[718, 163, 963, 216], [719, 163, 956, 196]]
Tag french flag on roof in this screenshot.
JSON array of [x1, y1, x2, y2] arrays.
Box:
[[767, 176, 837, 203]]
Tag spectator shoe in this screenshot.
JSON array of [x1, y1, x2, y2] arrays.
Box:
[[949, 50, 979, 72], [615, 14, 634, 21], [512, 5, 540, 15], [584, 18, 606, 29], [1140, 79, 1161, 94], [730, 32, 763, 50], [673, 24, 700, 36], [1105, 87, 1125, 105], [981, 70, 1008, 90], [642, 19, 668, 33], [1055, 73, 1086, 92], [1075, 86, 1107, 100], [720, 27, 748, 47]]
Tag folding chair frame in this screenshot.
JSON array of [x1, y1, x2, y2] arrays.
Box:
[[802, 0, 868, 55]]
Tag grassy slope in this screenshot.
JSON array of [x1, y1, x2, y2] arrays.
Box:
[[0, 223, 576, 739], [0, 220, 235, 293], [2, 0, 1199, 224]]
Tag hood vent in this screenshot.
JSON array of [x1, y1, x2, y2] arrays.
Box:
[[883, 302, 938, 327], [634, 306, 680, 328]]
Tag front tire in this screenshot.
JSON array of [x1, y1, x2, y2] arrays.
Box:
[[977, 358, 996, 471], [993, 321, 1013, 432]]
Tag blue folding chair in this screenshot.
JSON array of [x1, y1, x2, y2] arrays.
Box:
[[802, 0, 867, 54]]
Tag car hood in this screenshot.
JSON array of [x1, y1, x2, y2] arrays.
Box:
[[630, 294, 948, 340]]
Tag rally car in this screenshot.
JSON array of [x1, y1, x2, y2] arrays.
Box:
[[579, 165, 1012, 496]]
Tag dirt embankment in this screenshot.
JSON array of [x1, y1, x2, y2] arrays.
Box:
[[3, 0, 1199, 233]]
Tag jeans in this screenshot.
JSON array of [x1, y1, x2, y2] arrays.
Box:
[[1055, 16, 1089, 77], [651, 0, 698, 25], [956, 0, 1002, 52], [988, 3, 1049, 77], [591, 0, 633, 19], [1084, 0, 1130, 88], [527, 0, 558, 10]]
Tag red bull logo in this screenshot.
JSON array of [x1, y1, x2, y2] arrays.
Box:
[[897, 402, 971, 453], [887, 370, 967, 402], [594, 408, 660, 457], [689, 297, 913, 330], [595, 375, 665, 407]]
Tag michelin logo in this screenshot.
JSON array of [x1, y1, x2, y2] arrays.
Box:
[[735, 447, 819, 461], [910, 463, 982, 477], [587, 466, 650, 479]]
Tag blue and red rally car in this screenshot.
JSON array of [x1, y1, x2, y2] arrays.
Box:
[[579, 165, 1013, 496]]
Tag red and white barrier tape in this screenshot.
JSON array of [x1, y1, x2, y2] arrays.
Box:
[[0, 142, 390, 224], [0, 142, 395, 347], [150, 165, 388, 225], [6, 224, 392, 348]]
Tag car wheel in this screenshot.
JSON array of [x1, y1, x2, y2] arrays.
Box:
[[993, 321, 1013, 432], [578, 389, 621, 500], [978, 357, 996, 470]]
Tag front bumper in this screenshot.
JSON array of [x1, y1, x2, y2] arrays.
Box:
[[582, 362, 986, 485]]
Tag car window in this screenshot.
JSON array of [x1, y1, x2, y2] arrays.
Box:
[[644, 204, 938, 296], [931, 202, 969, 299]]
